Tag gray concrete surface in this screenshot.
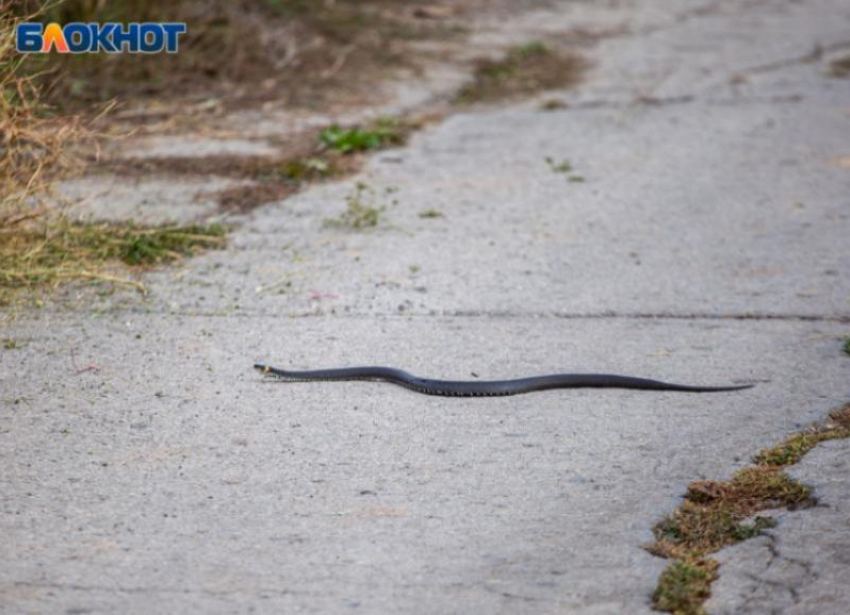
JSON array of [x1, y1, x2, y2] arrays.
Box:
[[3, 0, 850, 614]]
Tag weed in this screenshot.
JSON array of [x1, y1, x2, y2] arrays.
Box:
[[418, 209, 443, 219], [455, 42, 586, 105], [320, 118, 407, 154], [843, 336, 850, 357], [2, 339, 20, 350], [569, 175, 585, 183], [545, 157, 572, 173], [324, 182, 384, 229]]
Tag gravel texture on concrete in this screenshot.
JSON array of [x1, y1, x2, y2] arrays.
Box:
[[3, 0, 850, 614]]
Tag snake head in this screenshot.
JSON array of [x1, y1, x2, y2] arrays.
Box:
[[253, 363, 272, 375]]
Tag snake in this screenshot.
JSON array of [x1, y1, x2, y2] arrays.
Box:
[[254, 364, 753, 397]]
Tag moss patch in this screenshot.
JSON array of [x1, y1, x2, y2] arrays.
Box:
[[454, 42, 586, 105], [648, 403, 850, 614], [653, 558, 718, 615]]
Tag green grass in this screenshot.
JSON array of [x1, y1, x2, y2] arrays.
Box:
[[418, 209, 443, 219], [320, 118, 407, 154], [843, 336, 850, 357]]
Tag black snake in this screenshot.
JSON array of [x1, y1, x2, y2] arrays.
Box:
[[254, 364, 753, 397]]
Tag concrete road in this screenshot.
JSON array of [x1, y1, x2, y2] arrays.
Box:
[[2, 1, 849, 613]]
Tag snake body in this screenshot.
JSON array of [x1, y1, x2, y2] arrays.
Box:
[[254, 364, 752, 397]]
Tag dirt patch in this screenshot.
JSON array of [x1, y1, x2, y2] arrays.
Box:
[[454, 41, 588, 105], [20, 0, 468, 125], [647, 403, 850, 615], [96, 115, 423, 213], [830, 54, 850, 78]]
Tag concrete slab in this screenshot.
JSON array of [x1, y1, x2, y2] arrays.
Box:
[[1, 315, 847, 615]]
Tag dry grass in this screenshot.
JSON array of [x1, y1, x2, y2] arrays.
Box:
[[648, 403, 850, 614], [0, 220, 227, 301], [0, 2, 84, 223], [0, 4, 227, 305]]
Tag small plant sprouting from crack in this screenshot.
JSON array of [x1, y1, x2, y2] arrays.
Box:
[[546, 157, 586, 183], [418, 209, 443, 219], [320, 118, 409, 154], [843, 336, 850, 357], [545, 156, 572, 174], [323, 182, 387, 230], [647, 404, 850, 615]]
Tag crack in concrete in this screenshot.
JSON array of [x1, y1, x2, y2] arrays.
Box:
[[741, 39, 850, 76], [7, 580, 295, 598], [557, 93, 806, 111], [20, 307, 850, 323]]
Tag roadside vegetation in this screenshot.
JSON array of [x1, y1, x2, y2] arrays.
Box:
[[648, 404, 850, 614], [0, 3, 226, 305], [2, 1, 588, 305]]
